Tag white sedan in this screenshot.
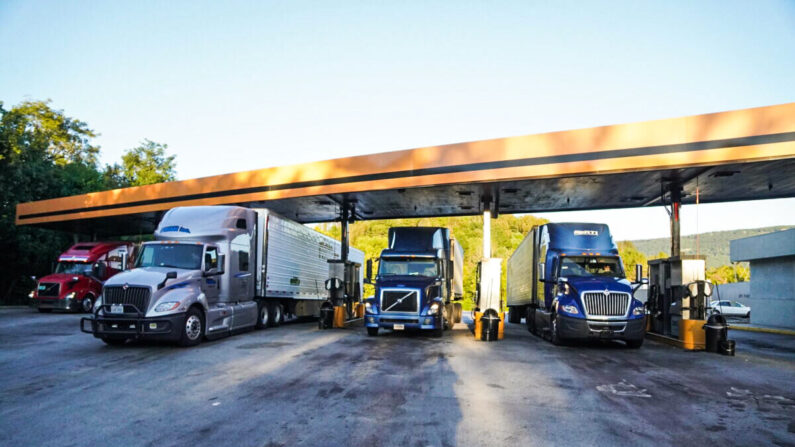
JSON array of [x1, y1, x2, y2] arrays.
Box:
[[709, 300, 751, 318]]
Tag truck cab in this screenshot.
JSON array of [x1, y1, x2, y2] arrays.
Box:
[[31, 242, 133, 313], [364, 227, 463, 337], [508, 223, 646, 347]]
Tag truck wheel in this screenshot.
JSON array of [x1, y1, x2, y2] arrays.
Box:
[[179, 307, 204, 347], [626, 339, 643, 349], [367, 327, 379, 337], [101, 337, 127, 346], [274, 303, 283, 326], [81, 295, 94, 313], [550, 313, 562, 345], [527, 307, 536, 334], [256, 302, 269, 329], [454, 303, 463, 324], [508, 307, 521, 324], [38, 308, 52, 313]]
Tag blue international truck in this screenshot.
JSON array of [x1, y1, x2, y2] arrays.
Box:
[[506, 223, 646, 347], [364, 227, 464, 337]]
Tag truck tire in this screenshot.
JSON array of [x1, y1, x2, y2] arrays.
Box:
[[626, 338, 643, 349], [81, 294, 94, 313], [367, 327, 379, 337], [508, 306, 522, 324], [101, 337, 127, 346], [256, 302, 269, 329], [179, 307, 204, 347], [37, 308, 52, 313], [550, 313, 563, 345], [272, 303, 283, 327], [527, 307, 536, 334], [454, 302, 463, 324]]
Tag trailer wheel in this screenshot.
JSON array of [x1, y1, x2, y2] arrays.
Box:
[[526, 307, 536, 334], [268, 303, 283, 327], [256, 302, 269, 329], [366, 327, 379, 336], [453, 302, 463, 324], [179, 307, 204, 347], [508, 306, 522, 324]]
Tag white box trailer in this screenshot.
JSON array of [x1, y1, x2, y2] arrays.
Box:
[[82, 206, 363, 346]]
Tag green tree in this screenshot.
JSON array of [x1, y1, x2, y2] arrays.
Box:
[[106, 139, 176, 187], [0, 101, 103, 302], [707, 264, 750, 284], [617, 241, 647, 281]]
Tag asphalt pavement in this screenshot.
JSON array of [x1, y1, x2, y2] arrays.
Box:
[[0, 307, 793, 447]]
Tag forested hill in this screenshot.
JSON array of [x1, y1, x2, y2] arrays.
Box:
[[627, 226, 793, 269]]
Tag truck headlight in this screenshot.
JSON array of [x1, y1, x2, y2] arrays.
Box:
[[65, 292, 76, 299], [155, 301, 181, 312], [633, 306, 645, 316], [365, 301, 377, 314], [428, 302, 440, 315], [560, 304, 578, 315]]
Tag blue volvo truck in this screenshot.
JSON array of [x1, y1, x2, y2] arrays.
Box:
[[364, 227, 464, 337], [506, 223, 646, 347]]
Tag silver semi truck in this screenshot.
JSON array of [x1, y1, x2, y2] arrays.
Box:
[[81, 206, 364, 346]]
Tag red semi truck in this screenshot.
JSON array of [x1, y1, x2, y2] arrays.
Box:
[[31, 242, 134, 313]]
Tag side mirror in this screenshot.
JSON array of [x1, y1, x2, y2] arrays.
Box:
[[366, 259, 373, 283], [217, 255, 225, 274], [121, 252, 129, 271], [538, 262, 546, 281], [93, 261, 107, 279], [635, 264, 643, 283]]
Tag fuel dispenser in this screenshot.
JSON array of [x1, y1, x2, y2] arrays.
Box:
[[474, 258, 504, 341], [646, 256, 713, 350], [320, 259, 362, 329]]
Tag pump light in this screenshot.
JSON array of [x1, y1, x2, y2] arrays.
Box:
[[560, 304, 579, 315], [428, 302, 440, 315], [154, 301, 181, 312]]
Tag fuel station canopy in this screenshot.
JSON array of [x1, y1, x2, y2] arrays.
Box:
[[15, 103, 795, 236]]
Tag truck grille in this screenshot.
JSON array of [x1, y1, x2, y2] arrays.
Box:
[[381, 289, 419, 313], [104, 286, 151, 313], [38, 283, 61, 298], [582, 292, 630, 317]]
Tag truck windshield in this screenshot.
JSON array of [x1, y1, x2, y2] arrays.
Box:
[[379, 258, 439, 277], [55, 262, 92, 275], [135, 244, 204, 270], [559, 256, 625, 278]]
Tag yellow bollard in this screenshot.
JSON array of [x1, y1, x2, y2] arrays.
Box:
[[354, 303, 365, 318], [473, 311, 483, 339], [498, 312, 505, 340], [333, 306, 346, 328], [679, 319, 706, 350]]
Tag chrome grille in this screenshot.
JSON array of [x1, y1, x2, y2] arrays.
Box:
[[381, 289, 419, 313], [38, 283, 60, 298], [103, 286, 151, 313], [582, 292, 630, 317]]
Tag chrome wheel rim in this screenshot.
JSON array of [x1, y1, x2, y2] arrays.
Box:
[[82, 297, 93, 312], [185, 315, 202, 340]]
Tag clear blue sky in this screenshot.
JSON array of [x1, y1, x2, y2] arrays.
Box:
[[2, 1, 794, 240]]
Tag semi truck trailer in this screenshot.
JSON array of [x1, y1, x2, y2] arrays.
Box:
[[81, 206, 364, 346], [506, 223, 646, 347], [364, 227, 464, 337], [31, 242, 134, 313]]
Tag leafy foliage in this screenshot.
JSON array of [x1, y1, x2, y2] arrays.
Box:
[[706, 264, 750, 284], [0, 100, 177, 303], [104, 139, 177, 187]]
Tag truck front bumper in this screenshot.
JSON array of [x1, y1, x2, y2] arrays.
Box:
[[81, 313, 185, 342], [365, 314, 440, 331], [33, 297, 76, 311], [559, 314, 646, 341]]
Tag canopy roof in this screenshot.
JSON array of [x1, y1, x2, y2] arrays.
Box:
[[16, 102, 795, 236]]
